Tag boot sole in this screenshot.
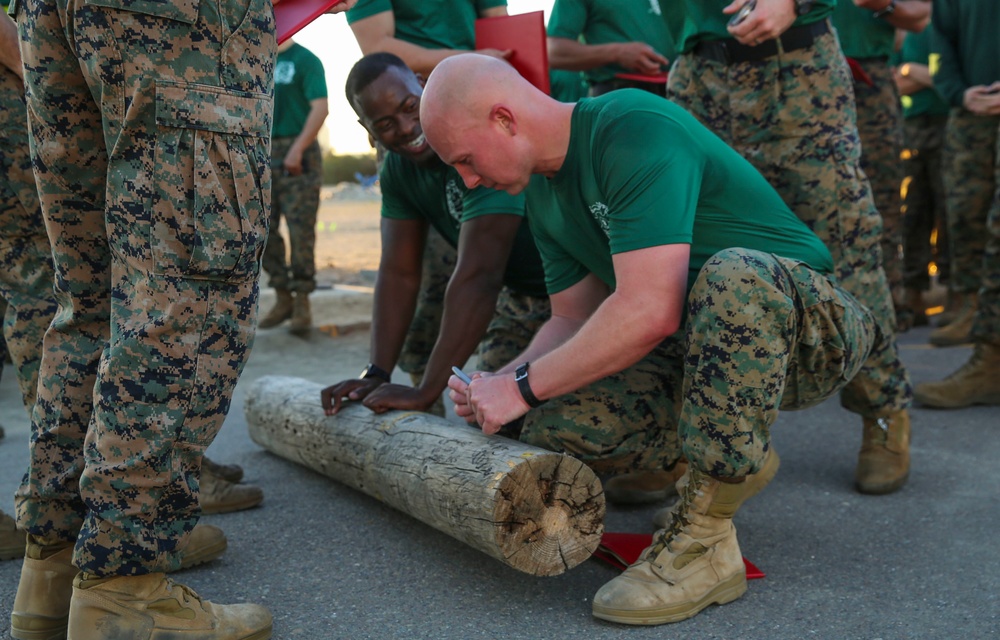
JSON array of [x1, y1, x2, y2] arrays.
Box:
[[913, 392, 1000, 409], [592, 572, 747, 625], [201, 493, 264, 516], [855, 470, 909, 495], [240, 627, 272, 640]]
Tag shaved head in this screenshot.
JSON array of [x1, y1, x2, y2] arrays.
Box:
[[420, 54, 574, 194]]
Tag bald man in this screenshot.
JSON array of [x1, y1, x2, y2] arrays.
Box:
[[422, 54, 890, 625]]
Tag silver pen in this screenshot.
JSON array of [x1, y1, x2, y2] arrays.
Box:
[[451, 366, 473, 385]]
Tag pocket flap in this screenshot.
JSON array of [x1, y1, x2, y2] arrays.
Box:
[[85, 0, 200, 24], [155, 81, 272, 138]]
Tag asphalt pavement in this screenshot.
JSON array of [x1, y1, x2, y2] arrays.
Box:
[[1, 287, 998, 639]]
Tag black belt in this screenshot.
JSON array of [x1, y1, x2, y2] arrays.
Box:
[[691, 19, 830, 65]]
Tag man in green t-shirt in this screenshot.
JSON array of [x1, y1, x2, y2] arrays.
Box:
[[259, 39, 328, 335], [832, 1, 930, 332], [915, 0, 1000, 407], [662, 0, 913, 496], [421, 54, 887, 625], [347, 0, 511, 397], [546, 0, 673, 97]]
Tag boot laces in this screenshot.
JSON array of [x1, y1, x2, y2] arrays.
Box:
[[646, 471, 706, 559]]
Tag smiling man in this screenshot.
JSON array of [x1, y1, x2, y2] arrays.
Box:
[[421, 53, 892, 625]]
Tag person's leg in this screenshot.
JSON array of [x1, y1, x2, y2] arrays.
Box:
[[916, 117, 1000, 408], [901, 117, 936, 326], [286, 140, 322, 334], [259, 137, 294, 329], [929, 110, 997, 345], [593, 249, 878, 625], [669, 29, 912, 494], [15, 0, 275, 636]]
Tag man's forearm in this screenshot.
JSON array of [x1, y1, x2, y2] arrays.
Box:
[[0, 15, 23, 78], [547, 37, 618, 72], [289, 101, 328, 156], [369, 269, 422, 373], [878, 0, 930, 33]]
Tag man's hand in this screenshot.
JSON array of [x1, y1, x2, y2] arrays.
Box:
[[320, 378, 384, 416], [478, 48, 513, 61], [725, 0, 798, 46], [615, 42, 669, 75], [326, 0, 357, 14], [853, 0, 891, 9], [283, 146, 304, 176], [963, 83, 1000, 116], [362, 383, 438, 414], [448, 372, 530, 435]]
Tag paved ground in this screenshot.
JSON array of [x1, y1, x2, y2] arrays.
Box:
[[1, 287, 998, 639]]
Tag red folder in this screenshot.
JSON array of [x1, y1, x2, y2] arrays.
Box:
[[593, 532, 765, 579], [614, 72, 668, 84], [275, 0, 346, 45], [475, 11, 551, 95]]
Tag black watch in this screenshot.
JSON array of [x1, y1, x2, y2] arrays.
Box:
[[794, 0, 814, 16], [514, 362, 545, 408], [872, 0, 896, 18], [359, 362, 391, 383]]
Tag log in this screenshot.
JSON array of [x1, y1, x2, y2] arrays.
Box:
[[245, 375, 605, 576]]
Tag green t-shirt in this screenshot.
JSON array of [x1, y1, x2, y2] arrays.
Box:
[[831, 1, 896, 59], [546, 0, 676, 85], [272, 44, 327, 138], [899, 27, 950, 119], [380, 152, 547, 297], [663, 0, 834, 53], [930, 0, 1000, 107], [549, 69, 589, 102], [525, 91, 834, 295], [347, 0, 507, 51]]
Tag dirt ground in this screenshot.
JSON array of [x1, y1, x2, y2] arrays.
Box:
[[312, 194, 382, 289]]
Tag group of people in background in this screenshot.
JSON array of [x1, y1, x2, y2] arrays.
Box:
[[0, 0, 997, 637]]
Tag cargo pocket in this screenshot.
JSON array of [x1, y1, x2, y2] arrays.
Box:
[[85, 0, 200, 23], [151, 80, 272, 281]]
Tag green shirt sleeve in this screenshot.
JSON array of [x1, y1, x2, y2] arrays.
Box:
[[301, 51, 327, 101], [379, 154, 422, 221], [547, 0, 588, 40], [929, 0, 966, 107], [459, 187, 526, 222], [346, 0, 392, 24]]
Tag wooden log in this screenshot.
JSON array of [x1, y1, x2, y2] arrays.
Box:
[[245, 375, 605, 576]]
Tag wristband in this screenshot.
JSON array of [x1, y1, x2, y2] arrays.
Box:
[[359, 362, 391, 383], [514, 362, 546, 408]]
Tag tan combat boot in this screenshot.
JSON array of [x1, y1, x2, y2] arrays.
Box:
[[593, 465, 770, 625], [855, 409, 910, 495], [67, 573, 272, 640], [202, 456, 244, 484], [914, 343, 1000, 409], [258, 289, 293, 329], [933, 289, 965, 327], [929, 292, 977, 346], [11, 525, 228, 640], [288, 292, 312, 336], [652, 449, 779, 530], [1, 510, 26, 561], [604, 461, 688, 505], [201, 465, 264, 515]]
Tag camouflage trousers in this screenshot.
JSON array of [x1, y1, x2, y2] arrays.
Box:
[[15, 0, 275, 576], [668, 23, 911, 418], [262, 137, 321, 293], [0, 67, 58, 415], [902, 114, 950, 290], [398, 227, 457, 374], [942, 110, 1000, 343], [852, 59, 905, 315]]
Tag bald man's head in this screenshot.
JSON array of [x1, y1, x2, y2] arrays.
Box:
[[420, 54, 552, 195]]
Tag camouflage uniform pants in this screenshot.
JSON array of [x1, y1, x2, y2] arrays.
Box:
[[493, 250, 876, 477], [15, 0, 274, 576], [853, 58, 905, 314], [0, 66, 58, 415], [668, 23, 911, 418], [902, 114, 950, 290], [942, 111, 1000, 343], [262, 136, 321, 293], [398, 227, 457, 375]]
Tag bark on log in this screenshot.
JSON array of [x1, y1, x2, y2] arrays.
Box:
[[245, 375, 605, 576]]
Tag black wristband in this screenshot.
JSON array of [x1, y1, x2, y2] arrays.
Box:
[[514, 362, 545, 408], [359, 363, 391, 383]]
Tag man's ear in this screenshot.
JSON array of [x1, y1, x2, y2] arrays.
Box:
[[490, 104, 516, 135]]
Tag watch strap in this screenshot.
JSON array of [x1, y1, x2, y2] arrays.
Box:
[[360, 362, 391, 383], [514, 362, 545, 408]]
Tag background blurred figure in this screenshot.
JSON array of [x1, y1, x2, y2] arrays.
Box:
[[895, 22, 951, 328], [260, 38, 329, 336], [915, 0, 1000, 408], [831, 0, 930, 332], [546, 0, 674, 97]]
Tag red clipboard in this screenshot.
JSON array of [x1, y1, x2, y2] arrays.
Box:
[[614, 72, 668, 85], [475, 11, 551, 95], [593, 532, 765, 580], [275, 0, 346, 45]]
